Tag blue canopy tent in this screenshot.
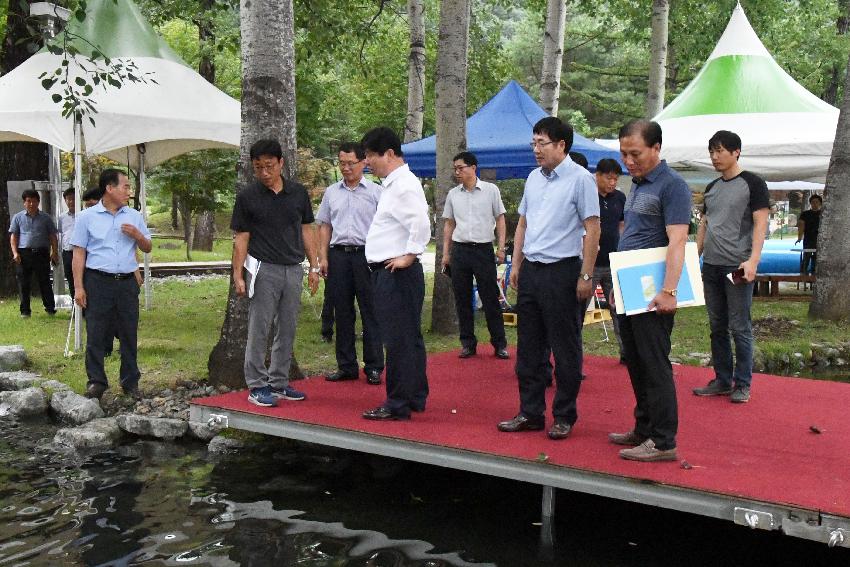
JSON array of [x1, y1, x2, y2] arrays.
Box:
[[401, 81, 623, 179]]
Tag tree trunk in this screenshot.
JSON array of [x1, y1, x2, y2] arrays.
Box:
[[539, 0, 566, 116], [809, 51, 850, 320], [193, 210, 216, 251], [404, 0, 426, 142], [192, 0, 217, 252], [171, 193, 180, 231], [431, 0, 470, 334], [208, 0, 299, 388], [0, 0, 49, 297], [822, 0, 850, 105], [646, 0, 669, 118], [179, 197, 194, 261]]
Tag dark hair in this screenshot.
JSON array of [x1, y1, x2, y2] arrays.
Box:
[[708, 130, 742, 154], [361, 127, 403, 157], [63, 187, 75, 198], [533, 116, 573, 154], [99, 168, 124, 193], [21, 189, 40, 201], [249, 139, 283, 160], [338, 141, 365, 160], [810, 194, 823, 204], [596, 158, 623, 175], [569, 151, 588, 170], [453, 151, 478, 167], [619, 119, 662, 147], [82, 187, 103, 202]]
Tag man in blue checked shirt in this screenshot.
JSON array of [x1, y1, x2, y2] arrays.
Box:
[[71, 169, 152, 401]]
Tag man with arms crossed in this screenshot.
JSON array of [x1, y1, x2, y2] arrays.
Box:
[[498, 116, 600, 441], [71, 169, 151, 400], [441, 151, 510, 360], [231, 139, 320, 407], [609, 120, 691, 462], [317, 142, 384, 385], [361, 127, 431, 421], [693, 130, 769, 404]]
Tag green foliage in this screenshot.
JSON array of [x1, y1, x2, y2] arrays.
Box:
[[147, 148, 237, 216]]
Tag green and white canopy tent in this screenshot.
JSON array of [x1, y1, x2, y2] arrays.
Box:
[[654, 3, 839, 182], [0, 0, 239, 348]]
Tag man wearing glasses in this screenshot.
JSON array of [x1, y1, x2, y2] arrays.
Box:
[[230, 139, 320, 408], [441, 151, 509, 360], [316, 142, 384, 386], [498, 117, 600, 441]]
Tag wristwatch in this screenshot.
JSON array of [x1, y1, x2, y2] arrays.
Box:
[[662, 288, 677, 297], [310, 267, 321, 274], [580, 273, 592, 281]]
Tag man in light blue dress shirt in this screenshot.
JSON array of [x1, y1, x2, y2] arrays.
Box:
[[8, 189, 59, 317], [317, 141, 384, 385], [498, 117, 600, 441], [71, 169, 152, 400]]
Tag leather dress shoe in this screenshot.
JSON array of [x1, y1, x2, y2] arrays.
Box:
[[325, 370, 358, 382], [608, 430, 645, 446], [365, 370, 382, 385], [362, 407, 410, 421], [497, 414, 544, 432], [85, 382, 107, 400], [495, 348, 510, 359], [410, 403, 426, 413], [548, 421, 572, 440], [122, 385, 143, 401], [458, 346, 476, 358]]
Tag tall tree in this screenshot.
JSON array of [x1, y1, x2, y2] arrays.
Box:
[[403, 0, 426, 142], [823, 0, 850, 105], [431, 0, 470, 334], [208, 0, 298, 387], [646, 0, 669, 118], [809, 52, 850, 320], [0, 0, 49, 297], [539, 0, 566, 116], [192, 0, 219, 251]]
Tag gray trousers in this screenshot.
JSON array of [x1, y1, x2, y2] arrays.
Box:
[[244, 263, 303, 390]]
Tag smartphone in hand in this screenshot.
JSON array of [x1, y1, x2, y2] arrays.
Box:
[[726, 267, 746, 285]]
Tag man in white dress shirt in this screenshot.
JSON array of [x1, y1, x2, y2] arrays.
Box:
[[361, 127, 432, 421]]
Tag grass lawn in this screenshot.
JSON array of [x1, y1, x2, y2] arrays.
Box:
[[1, 275, 847, 396], [147, 237, 232, 263]]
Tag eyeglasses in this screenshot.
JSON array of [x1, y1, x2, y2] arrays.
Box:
[[453, 164, 472, 171], [529, 140, 555, 150], [338, 160, 363, 169], [252, 163, 280, 172]]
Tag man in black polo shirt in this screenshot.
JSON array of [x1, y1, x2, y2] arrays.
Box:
[[231, 139, 320, 407]]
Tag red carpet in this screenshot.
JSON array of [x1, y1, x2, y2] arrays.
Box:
[[193, 350, 850, 518]]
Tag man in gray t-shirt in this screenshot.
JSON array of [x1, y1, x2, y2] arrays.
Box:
[[694, 130, 769, 404]]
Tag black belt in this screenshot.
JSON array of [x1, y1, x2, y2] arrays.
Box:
[[331, 244, 365, 252], [454, 242, 493, 247], [524, 256, 580, 266], [19, 247, 48, 252], [368, 258, 420, 272], [86, 268, 134, 280]]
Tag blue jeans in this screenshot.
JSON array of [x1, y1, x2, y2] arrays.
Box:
[[702, 263, 755, 387]]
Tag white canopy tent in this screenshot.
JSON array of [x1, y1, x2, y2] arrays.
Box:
[[652, 3, 839, 182], [0, 0, 240, 348]]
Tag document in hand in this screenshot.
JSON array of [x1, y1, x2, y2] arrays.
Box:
[[609, 242, 704, 316]]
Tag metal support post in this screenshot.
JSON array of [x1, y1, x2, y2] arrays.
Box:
[[539, 485, 556, 562]]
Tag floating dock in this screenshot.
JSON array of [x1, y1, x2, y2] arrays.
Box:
[[190, 351, 850, 549]]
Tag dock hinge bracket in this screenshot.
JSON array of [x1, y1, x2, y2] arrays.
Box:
[[208, 413, 229, 429], [734, 507, 777, 531]]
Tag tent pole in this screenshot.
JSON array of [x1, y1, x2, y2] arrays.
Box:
[[139, 145, 151, 310], [49, 145, 66, 297], [73, 121, 83, 352]]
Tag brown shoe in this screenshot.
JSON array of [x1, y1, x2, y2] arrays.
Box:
[[497, 414, 544, 432], [619, 439, 677, 462], [608, 430, 645, 446], [85, 382, 107, 400], [547, 421, 572, 440]]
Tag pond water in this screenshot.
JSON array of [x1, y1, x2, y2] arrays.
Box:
[[0, 419, 847, 566]]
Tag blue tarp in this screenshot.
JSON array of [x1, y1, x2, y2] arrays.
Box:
[[401, 81, 623, 180]]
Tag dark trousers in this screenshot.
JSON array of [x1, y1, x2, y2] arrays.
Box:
[[16, 247, 54, 315], [62, 250, 75, 300], [321, 287, 334, 338], [618, 311, 678, 450], [372, 261, 428, 417], [84, 269, 141, 390], [328, 247, 383, 374], [514, 258, 583, 424], [450, 244, 506, 350]]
